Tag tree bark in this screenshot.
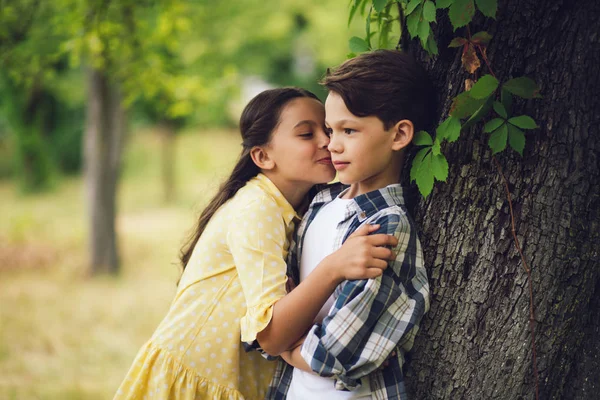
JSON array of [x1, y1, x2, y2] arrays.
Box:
[[84, 68, 125, 275], [405, 0, 600, 399]]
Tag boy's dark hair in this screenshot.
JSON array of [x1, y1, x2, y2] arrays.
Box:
[[320, 50, 436, 133]]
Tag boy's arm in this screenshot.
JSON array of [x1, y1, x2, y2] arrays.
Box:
[[298, 211, 430, 390]]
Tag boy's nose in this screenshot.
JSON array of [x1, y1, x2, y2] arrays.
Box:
[[327, 134, 342, 153]]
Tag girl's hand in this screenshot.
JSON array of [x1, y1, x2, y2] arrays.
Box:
[[323, 223, 398, 282]]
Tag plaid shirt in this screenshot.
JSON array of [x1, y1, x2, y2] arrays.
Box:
[[266, 183, 430, 400]]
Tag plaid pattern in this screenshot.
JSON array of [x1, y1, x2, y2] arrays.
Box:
[[266, 183, 430, 400]]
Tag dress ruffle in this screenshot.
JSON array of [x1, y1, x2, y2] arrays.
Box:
[[240, 300, 278, 344], [114, 342, 245, 400]]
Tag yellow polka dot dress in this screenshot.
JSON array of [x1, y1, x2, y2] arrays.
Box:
[[114, 174, 297, 400]]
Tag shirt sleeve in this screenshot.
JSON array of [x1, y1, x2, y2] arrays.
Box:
[[299, 210, 430, 390], [226, 196, 290, 346]]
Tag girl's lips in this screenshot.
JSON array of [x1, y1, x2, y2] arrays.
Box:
[[317, 157, 332, 164]]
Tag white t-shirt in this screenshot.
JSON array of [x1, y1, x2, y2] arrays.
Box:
[[288, 196, 371, 400]]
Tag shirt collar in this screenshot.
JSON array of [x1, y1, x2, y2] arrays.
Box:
[[252, 173, 300, 226]]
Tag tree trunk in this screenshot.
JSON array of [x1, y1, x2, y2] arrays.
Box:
[[84, 68, 125, 275], [405, 0, 600, 399], [159, 122, 176, 204]]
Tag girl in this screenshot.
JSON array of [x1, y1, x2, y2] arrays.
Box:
[[114, 88, 397, 400]]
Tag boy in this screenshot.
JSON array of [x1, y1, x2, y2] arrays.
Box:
[[266, 50, 435, 399]]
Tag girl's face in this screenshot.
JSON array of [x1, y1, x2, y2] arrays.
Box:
[[264, 97, 335, 188]]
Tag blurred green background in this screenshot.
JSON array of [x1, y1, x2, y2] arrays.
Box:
[[0, 0, 376, 398]]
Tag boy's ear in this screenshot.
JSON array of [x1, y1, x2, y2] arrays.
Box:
[[391, 119, 414, 151], [250, 146, 275, 170]]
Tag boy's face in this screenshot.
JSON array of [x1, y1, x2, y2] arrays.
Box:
[[324, 91, 412, 197]]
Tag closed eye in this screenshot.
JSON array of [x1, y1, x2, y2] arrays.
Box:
[[299, 132, 314, 138]]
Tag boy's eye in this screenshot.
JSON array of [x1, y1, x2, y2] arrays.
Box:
[[324, 127, 333, 137], [344, 128, 356, 135]]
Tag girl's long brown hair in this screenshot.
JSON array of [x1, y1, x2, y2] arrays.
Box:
[[179, 87, 319, 270]]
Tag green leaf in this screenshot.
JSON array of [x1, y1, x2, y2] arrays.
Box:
[[503, 77, 542, 99], [508, 115, 538, 129], [411, 148, 435, 197], [493, 101, 507, 119], [448, 37, 468, 47], [501, 88, 513, 115], [462, 95, 494, 131], [431, 153, 449, 181], [346, 52, 357, 59], [436, 116, 461, 142], [406, 0, 422, 14], [348, 0, 361, 26], [432, 138, 442, 156], [423, 1, 437, 22], [488, 123, 508, 154], [450, 92, 486, 119], [508, 124, 525, 155], [418, 19, 430, 44], [484, 118, 505, 133], [349, 36, 370, 53], [414, 130, 433, 146], [436, 0, 452, 8], [471, 31, 493, 45], [449, 0, 475, 30], [426, 33, 439, 55], [469, 74, 498, 99], [373, 0, 388, 13], [406, 10, 421, 38], [475, 0, 497, 18]]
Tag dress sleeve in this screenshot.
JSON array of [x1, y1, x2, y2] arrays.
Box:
[[299, 210, 430, 390], [226, 197, 289, 344]]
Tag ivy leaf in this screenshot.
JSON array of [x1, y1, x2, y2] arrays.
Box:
[[432, 138, 442, 156], [462, 95, 493, 131], [406, 0, 422, 14], [475, 0, 497, 18], [508, 115, 538, 129], [436, 115, 461, 142], [469, 74, 498, 99], [414, 130, 433, 146], [461, 43, 481, 73], [418, 19, 430, 44], [346, 52, 357, 59], [436, 0, 452, 9], [431, 153, 449, 181], [406, 10, 421, 38], [349, 36, 370, 53], [503, 77, 542, 99], [348, 0, 361, 26], [450, 92, 485, 119], [508, 124, 525, 155], [449, 37, 468, 47], [373, 0, 388, 13], [484, 118, 505, 133], [411, 148, 435, 197], [501, 88, 513, 115], [488, 123, 508, 154], [471, 31, 493, 45], [423, 1, 437, 22], [426, 34, 439, 55], [493, 101, 508, 119], [449, 0, 475, 30]]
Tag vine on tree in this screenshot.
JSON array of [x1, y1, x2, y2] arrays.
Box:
[[347, 0, 541, 197]]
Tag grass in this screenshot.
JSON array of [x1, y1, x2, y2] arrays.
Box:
[[0, 128, 241, 399]]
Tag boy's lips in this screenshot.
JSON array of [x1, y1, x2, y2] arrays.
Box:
[[333, 161, 350, 170]]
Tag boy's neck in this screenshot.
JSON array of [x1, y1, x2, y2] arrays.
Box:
[[341, 157, 404, 199]]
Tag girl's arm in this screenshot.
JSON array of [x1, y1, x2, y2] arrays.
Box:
[[256, 223, 398, 356]]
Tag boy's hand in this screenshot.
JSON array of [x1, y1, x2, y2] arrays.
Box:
[[325, 223, 398, 282]]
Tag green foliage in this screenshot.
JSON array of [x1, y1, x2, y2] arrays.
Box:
[[346, 0, 541, 196]]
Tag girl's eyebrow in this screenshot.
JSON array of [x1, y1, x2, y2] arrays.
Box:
[[293, 120, 317, 128]]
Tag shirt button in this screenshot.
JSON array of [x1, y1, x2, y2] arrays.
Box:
[[359, 212, 366, 219]]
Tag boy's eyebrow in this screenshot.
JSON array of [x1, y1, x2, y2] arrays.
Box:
[[293, 120, 317, 128], [325, 118, 359, 127]]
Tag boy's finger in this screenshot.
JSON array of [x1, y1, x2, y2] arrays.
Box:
[[371, 247, 395, 260]]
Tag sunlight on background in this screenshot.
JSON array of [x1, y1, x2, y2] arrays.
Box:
[[0, 0, 368, 398]]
